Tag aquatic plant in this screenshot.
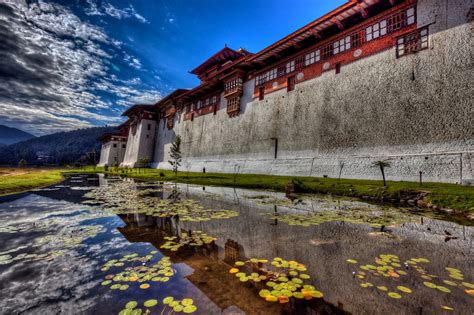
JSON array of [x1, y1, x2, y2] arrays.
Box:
[[162, 296, 197, 313], [268, 206, 414, 228], [82, 181, 239, 221], [160, 231, 216, 251], [229, 257, 323, 304], [346, 253, 474, 311], [0, 219, 104, 266], [100, 253, 175, 291]]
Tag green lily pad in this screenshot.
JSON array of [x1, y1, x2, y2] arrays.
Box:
[[143, 299, 158, 308], [183, 305, 197, 313], [181, 298, 193, 306], [163, 297, 173, 305], [173, 305, 184, 312], [126, 301, 138, 309], [437, 286, 451, 293], [423, 282, 437, 289], [388, 292, 402, 299], [397, 286, 412, 293]]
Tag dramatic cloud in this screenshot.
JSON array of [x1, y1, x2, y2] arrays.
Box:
[[0, 1, 161, 135], [85, 0, 148, 24]]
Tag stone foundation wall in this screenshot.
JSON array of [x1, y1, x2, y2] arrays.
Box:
[[151, 0, 473, 183]]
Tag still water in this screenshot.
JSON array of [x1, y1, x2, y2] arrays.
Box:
[[0, 174, 472, 315]]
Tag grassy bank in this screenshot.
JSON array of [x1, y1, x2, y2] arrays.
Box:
[[66, 167, 474, 216], [0, 168, 66, 196]]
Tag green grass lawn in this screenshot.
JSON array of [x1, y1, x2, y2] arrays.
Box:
[[67, 167, 474, 215], [0, 168, 66, 196]]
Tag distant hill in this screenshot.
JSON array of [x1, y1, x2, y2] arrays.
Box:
[[0, 125, 35, 145], [0, 126, 115, 166]]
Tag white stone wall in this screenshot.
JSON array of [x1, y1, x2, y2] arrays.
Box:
[[98, 140, 127, 167], [121, 119, 157, 167], [151, 0, 473, 183]]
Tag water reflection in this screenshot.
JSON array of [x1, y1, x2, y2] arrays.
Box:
[[0, 174, 472, 315]]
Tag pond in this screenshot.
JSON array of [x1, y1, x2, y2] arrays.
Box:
[[0, 174, 472, 314]]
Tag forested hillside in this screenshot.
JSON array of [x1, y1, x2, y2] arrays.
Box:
[[0, 126, 115, 166], [0, 125, 35, 145]]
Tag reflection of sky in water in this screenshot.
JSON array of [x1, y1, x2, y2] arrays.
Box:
[[0, 178, 473, 315], [0, 192, 223, 314]]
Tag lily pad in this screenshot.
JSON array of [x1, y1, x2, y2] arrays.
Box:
[[126, 301, 138, 309], [397, 286, 412, 294], [388, 292, 402, 299], [183, 305, 197, 313], [143, 299, 158, 308], [436, 286, 451, 293], [181, 298, 193, 306], [139, 283, 150, 289], [423, 282, 437, 289], [163, 297, 174, 305]]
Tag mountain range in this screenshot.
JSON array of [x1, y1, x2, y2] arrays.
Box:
[[0, 125, 36, 145], [0, 126, 115, 166]]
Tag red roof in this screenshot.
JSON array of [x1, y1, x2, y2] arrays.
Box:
[[190, 47, 251, 76], [154, 89, 189, 110], [121, 104, 156, 117], [248, 0, 381, 63]]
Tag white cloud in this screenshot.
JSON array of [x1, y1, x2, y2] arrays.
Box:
[[85, 0, 149, 24], [0, 1, 161, 135]]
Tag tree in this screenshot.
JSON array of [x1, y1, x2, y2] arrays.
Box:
[[18, 159, 27, 168], [168, 135, 182, 178], [138, 157, 150, 173], [372, 160, 391, 186]]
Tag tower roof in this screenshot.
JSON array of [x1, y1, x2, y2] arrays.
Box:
[[190, 47, 252, 79]]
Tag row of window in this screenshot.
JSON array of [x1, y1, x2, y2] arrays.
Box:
[[185, 93, 220, 112], [255, 6, 417, 87]]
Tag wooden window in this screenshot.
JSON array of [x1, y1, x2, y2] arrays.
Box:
[[287, 76, 295, 92], [191, 113, 194, 121], [406, 7, 416, 25], [267, 68, 277, 81], [113, 143, 117, 148], [259, 87, 265, 100], [286, 60, 295, 74], [321, 45, 333, 60], [396, 27, 429, 58], [212, 95, 217, 104], [122, 144, 126, 149], [227, 96, 240, 113], [366, 20, 387, 41], [335, 62, 341, 74], [147, 123, 151, 131], [333, 36, 351, 55], [305, 49, 320, 66]]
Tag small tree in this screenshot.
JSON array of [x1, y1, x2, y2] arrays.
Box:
[[168, 135, 182, 178], [138, 157, 150, 173], [18, 159, 27, 168], [372, 160, 391, 186]]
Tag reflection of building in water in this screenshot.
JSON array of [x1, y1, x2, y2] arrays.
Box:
[[224, 239, 242, 263], [116, 212, 347, 315]]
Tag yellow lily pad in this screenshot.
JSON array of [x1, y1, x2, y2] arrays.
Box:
[[462, 282, 474, 289], [436, 286, 451, 293], [143, 299, 158, 308], [423, 282, 437, 289], [183, 305, 197, 313], [397, 286, 412, 293], [388, 292, 402, 299]]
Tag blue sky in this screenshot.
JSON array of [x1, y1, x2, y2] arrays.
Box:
[[0, 0, 346, 135]]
